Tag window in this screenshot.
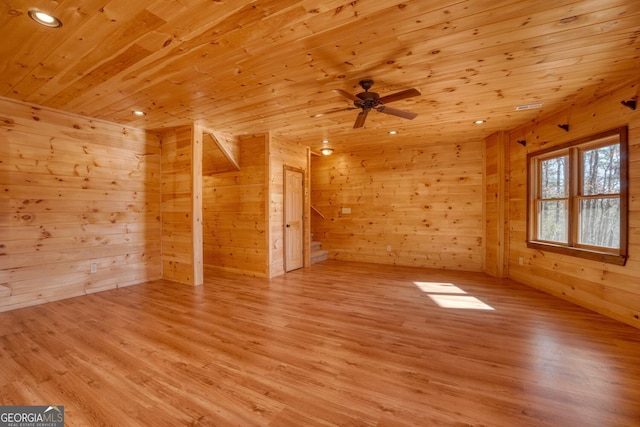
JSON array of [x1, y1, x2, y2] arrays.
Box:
[[527, 127, 628, 265]]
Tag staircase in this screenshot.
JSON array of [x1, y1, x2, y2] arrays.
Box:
[[310, 235, 329, 264]]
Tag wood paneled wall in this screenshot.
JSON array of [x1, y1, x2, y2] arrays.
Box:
[[0, 97, 161, 311], [311, 139, 484, 271], [269, 135, 310, 277], [504, 79, 640, 328], [160, 125, 203, 286], [203, 134, 268, 277]]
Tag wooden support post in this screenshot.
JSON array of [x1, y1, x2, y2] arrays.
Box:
[[484, 131, 509, 278]]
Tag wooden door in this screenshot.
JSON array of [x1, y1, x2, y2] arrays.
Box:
[[284, 168, 304, 272]]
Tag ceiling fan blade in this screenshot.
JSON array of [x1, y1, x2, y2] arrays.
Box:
[[378, 88, 421, 104], [377, 106, 418, 120], [353, 110, 369, 128], [333, 88, 360, 102]]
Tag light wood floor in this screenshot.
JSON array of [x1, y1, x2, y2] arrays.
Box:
[[1, 261, 640, 426]]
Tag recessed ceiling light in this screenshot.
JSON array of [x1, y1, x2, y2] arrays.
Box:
[[321, 148, 334, 156], [28, 9, 62, 28], [388, 130, 398, 135], [474, 120, 486, 125], [132, 110, 146, 116]]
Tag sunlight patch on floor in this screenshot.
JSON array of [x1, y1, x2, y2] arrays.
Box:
[[413, 281, 495, 310]]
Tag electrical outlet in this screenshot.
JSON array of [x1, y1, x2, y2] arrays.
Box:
[[386, 245, 392, 252], [90, 263, 98, 273], [518, 257, 524, 266], [342, 207, 351, 214]]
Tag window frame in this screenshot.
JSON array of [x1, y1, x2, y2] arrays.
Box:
[[526, 127, 628, 266]]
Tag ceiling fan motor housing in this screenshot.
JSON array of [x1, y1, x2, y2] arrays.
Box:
[[354, 97, 381, 110], [325, 79, 420, 128], [356, 79, 382, 109]]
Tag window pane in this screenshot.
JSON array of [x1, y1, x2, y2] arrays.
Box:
[[540, 155, 568, 198], [579, 198, 620, 248], [582, 144, 620, 195], [538, 200, 568, 243]]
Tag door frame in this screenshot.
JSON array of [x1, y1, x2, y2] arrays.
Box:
[[283, 165, 305, 272]]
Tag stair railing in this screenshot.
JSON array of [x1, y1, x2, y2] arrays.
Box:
[[311, 205, 325, 219]]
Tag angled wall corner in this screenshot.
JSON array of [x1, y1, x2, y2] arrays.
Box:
[[201, 127, 240, 175]]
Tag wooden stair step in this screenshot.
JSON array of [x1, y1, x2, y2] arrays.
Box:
[[310, 236, 328, 263], [311, 249, 329, 264]]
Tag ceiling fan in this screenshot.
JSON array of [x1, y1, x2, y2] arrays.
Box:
[[317, 79, 421, 128]]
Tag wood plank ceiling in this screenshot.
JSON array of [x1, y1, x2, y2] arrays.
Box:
[[2, 0, 639, 151]]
